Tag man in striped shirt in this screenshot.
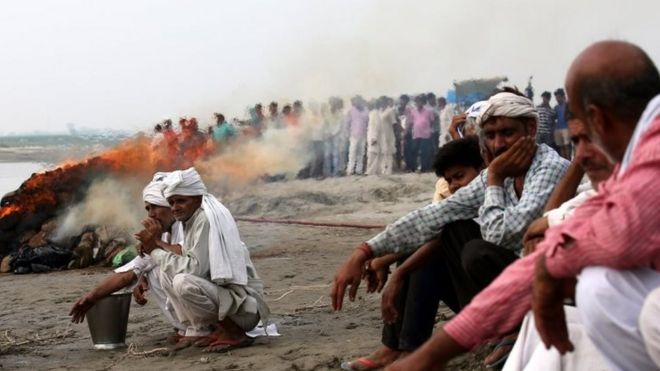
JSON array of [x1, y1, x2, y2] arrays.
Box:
[[386, 40, 660, 371]]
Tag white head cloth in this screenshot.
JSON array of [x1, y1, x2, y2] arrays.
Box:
[[465, 100, 487, 118], [476, 92, 539, 127], [142, 172, 171, 207], [161, 167, 248, 286]]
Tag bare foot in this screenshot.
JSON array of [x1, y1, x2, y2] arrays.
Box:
[[340, 346, 401, 370]]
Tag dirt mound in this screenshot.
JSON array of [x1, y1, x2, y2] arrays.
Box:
[[222, 173, 437, 220]]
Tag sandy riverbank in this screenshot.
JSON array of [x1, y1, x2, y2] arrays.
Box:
[[0, 173, 489, 370]]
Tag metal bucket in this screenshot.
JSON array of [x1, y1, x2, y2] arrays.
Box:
[[86, 291, 132, 350]]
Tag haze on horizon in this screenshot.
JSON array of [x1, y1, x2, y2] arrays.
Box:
[[0, 0, 658, 135]]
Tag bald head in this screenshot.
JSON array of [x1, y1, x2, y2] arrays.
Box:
[[567, 41, 660, 124], [565, 41, 660, 160]]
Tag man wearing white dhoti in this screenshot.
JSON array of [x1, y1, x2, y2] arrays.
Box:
[[141, 167, 269, 351], [366, 97, 397, 176]]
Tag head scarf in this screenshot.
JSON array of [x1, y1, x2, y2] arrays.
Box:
[[142, 172, 171, 207], [161, 167, 248, 286], [465, 100, 487, 119], [476, 92, 539, 127]]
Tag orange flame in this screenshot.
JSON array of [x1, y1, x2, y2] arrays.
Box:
[[0, 130, 215, 221]]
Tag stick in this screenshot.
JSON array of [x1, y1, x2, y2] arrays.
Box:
[[272, 289, 294, 302]]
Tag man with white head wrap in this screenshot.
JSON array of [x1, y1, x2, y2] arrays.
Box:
[[331, 88, 569, 369], [70, 173, 186, 338], [141, 167, 268, 351]]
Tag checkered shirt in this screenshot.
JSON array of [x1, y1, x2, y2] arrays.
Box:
[[367, 144, 569, 256]]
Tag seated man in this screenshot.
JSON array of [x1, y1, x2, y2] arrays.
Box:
[[342, 137, 485, 370], [386, 40, 660, 371], [332, 89, 569, 366], [70, 173, 186, 338], [502, 115, 614, 370], [139, 167, 269, 351]]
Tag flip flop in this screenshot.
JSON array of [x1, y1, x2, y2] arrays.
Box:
[[340, 357, 384, 370], [484, 336, 518, 369], [204, 337, 255, 353]]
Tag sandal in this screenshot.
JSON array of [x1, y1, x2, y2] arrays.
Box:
[[484, 334, 518, 369]]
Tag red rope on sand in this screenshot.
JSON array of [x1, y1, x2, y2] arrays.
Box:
[[234, 217, 385, 229]]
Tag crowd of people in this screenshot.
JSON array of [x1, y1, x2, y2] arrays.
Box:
[[68, 40, 659, 371], [332, 40, 660, 371], [148, 87, 571, 180]]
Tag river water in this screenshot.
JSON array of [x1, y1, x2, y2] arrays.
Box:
[[0, 162, 45, 197]]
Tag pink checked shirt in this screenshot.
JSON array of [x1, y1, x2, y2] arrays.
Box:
[[444, 115, 660, 349]]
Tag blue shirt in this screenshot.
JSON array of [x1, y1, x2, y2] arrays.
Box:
[[555, 103, 568, 129], [212, 122, 237, 142]]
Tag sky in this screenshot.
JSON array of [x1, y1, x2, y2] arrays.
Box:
[[0, 0, 658, 135]]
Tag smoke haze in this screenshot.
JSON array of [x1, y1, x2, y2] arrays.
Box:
[[0, 0, 658, 134], [55, 176, 144, 239]]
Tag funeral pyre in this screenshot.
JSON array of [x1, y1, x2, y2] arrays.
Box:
[[0, 121, 311, 275], [0, 132, 211, 275]]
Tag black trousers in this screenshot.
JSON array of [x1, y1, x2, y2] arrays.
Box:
[[382, 220, 518, 351]]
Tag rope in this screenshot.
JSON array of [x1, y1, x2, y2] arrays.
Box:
[[235, 217, 385, 229]]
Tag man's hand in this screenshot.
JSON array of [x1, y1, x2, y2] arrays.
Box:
[[69, 294, 96, 323], [132, 276, 149, 305], [142, 217, 163, 238], [381, 271, 404, 324], [488, 136, 536, 186], [449, 114, 467, 140], [363, 258, 390, 293], [135, 229, 158, 255], [532, 255, 575, 354], [330, 246, 371, 311], [523, 217, 549, 256]]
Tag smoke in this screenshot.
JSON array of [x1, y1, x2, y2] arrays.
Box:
[[49, 122, 316, 240], [196, 124, 314, 193], [54, 176, 145, 239]]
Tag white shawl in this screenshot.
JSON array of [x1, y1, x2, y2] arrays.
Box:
[[161, 168, 248, 286]]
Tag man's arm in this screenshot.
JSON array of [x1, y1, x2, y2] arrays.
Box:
[[155, 240, 182, 255], [332, 178, 485, 311], [367, 173, 485, 256], [386, 328, 467, 371], [541, 156, 660, 278], [70, 271, 136, 323], [150, 217, 210, 278], [544, 160, 584, 212]]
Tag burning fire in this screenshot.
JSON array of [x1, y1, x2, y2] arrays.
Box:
[[0, 130, 214, 222]]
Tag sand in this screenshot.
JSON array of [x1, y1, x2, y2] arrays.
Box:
[[0, 173, 489, 370]]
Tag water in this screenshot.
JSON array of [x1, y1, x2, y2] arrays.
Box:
[[0, 162, 44, 197]]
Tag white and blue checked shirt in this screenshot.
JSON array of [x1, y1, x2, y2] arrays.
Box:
[[368, 144, 569, 256]]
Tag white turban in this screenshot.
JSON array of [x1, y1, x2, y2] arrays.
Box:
[[476, 92, 539, 127], [161, 167, 248, 286], [142, 172, 171, 207], [162, 168, 207, 199]]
